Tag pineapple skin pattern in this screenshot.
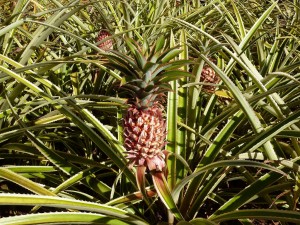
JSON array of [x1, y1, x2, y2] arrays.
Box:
[[124, 103, 167, 171]]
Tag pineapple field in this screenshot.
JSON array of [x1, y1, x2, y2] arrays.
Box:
[[0, 0, 300, 224]]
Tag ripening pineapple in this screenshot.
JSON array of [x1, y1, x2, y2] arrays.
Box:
[[200, 59, 233, 104], [93, 30, 113, 85], [96, 30, 113, 51], [124, 100, 167, 171], [201, 59, 220, 93], [105, 37, 191, 172]]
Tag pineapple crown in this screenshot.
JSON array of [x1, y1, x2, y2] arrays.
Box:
[[104, 36, 192, 108]]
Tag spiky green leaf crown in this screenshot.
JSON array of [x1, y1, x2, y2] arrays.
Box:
[[104, 37, 193, 108]]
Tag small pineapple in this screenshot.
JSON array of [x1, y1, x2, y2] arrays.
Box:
[[105, 37, 191, 172], [93, 30, 113, 85], [200, 59, 220, 93], [96, 30, 113, 51], [200, 58, 233, 104]]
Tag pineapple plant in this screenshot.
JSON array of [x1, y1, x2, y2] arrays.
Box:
[[104, 37, 192, 172], [104, 38, 191, 220]]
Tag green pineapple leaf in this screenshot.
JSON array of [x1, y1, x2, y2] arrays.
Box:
[[125, 38, 146, 69], [159, 48, 183, 63], [151, 60, 192, 80], [154, 36, 166, 53], [153, 70, 194, 83]]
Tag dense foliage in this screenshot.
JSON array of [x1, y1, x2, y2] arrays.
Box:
[[0, 0, 300, 224]]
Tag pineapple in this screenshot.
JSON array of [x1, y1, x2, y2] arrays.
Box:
[[93, 30, 113, 85], [200, 58, 220, 93], [96, 30, 113, 51], [200, 58, 233, 104], [105, 37, 191, 172], [124, 101, 166, 171]]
